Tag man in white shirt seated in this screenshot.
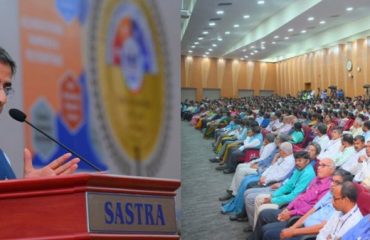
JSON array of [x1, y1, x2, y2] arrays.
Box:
[[265, 112, 283, 132], [349, 117, 364, 137], [312, 123, 330, 151], [334, 134, 356, 167], [271, 115, 293, 136], [317, 127, 343, 160], [317, 181, 363, 240], [219, 133, 277, 201], [341, 135, 366, 175], [354, 140, 370, 183], [221, 126, 263, 174]]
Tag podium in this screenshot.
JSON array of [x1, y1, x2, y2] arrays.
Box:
[[0, 173, 180, 239]]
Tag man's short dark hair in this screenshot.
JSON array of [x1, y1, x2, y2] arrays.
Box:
[[293, 150, 310, 160], [0, 47, 16, 76], [265, 133, 275, 143], [309, 142, 321, 155], [364, 120, 370, 130], [251, 126, 261, 134], [340, 181, 357, 203], [333, 168, 354, 182], [293, 122, 302, 130], [354, 135, 365, 143], [332, 126, 343, 134], [342, 134, 354, 145], [316, 123, 327, 135]]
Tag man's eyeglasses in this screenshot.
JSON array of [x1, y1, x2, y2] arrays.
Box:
[[317, 163, 330, 168], [0, 86, 14, 96], [331, 178, 342, 185], [333, 196, 344, 201]]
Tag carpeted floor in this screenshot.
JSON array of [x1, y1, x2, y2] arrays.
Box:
[[181, 121, 251, 240]]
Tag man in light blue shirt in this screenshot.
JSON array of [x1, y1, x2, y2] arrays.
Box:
[[279, 169, 354, 240]]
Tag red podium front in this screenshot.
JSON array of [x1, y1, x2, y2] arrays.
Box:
[[0, 173, 180, 239]]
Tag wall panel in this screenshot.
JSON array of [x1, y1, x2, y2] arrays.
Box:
[[181, 37, 370, 100]]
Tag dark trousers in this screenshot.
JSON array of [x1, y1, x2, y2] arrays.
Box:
[[262, 221, 288, 240], [225, 148, 245, 171], [248, 208, 286, 240]]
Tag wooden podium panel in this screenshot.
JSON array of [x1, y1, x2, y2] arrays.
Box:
[[0, 173, 180, 239]]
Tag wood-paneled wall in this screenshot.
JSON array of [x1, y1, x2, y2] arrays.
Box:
[[276, 38, 370, 97], [181, 37, 370, 100], [181, 56, 276, 100]]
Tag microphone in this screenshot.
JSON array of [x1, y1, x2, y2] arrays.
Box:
[[9, 108, 102, 171]]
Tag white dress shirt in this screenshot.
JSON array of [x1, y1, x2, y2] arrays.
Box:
[[250, 142, 277, 163], [262, 154, 295, 184], [317, 138, 342, 160], [317, 205, 363, 240], [354, 156, 370, 182], [341, 148, 366, 175], [312, 134, 330, 152]]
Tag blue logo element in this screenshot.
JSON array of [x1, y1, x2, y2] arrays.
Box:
[[55, 0, 81, 23]]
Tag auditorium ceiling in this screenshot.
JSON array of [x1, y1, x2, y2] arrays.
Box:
[[181, 0, 370, 62]]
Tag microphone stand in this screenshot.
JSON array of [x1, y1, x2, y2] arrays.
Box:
[[24, 119, 102, 171]]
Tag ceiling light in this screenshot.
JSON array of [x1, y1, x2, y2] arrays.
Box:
[[202, 31, 209, 35], [261, 41, 265, 44], [250, 46, 255, 49], [254, 50, 258, 53], [209, 22, 216, 26], [225, 31, 230, 35], [198, 37, 204, 40], [208, 49, 213, 52], [244, 55, 249, 58], [257, 1, 265, 5], [205, 52, 209, 54], [319, 20, 326, 24], [233, 24, 240, 28], [188, 50, 193, 53], [284, 36, 289, 40], [261, 46, 266, 50], [217, 37, 223, 41], [307, 17, 314, 21], [288, 28, 294, 32], [194, 41, 199, 45], [212, 44, 217, 47], [191, 45, 196, 48], [274, 35, 279, 39], [216, 10, 224, 15], [242, 49, 246, 52], [243, 15, 250, 19], [250, 52, 255, 55], [272, 41, 276, 44], [301, 30, 307, 34], [346, 7, 353, 11]]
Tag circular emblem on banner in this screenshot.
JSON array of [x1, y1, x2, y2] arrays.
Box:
[[87, 0, 170, 176]]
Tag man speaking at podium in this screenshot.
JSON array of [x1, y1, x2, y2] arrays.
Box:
[[0, 47, 79, 180]]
